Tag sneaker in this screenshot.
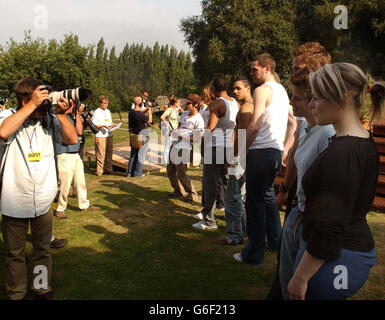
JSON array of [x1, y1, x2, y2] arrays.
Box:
[[233, 252, 244, 263], [192, 220, 217, 230], [82, 205, 101, 212], [219, 238, 244, 246], [54, 211, 67, 219], [193, 212, 203, 220], [50, 238, 68, 249]]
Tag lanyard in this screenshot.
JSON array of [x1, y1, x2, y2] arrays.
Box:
[[25, 127, 37, 151]]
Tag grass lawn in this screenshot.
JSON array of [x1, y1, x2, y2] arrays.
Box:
[[0, 153, 384, 299]]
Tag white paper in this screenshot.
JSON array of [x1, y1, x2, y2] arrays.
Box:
[[109, 122, 122, 133]]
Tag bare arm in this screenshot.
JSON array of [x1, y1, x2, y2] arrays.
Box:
[[234, 102, 253, 156], [246, 86, 271, 151], [207, 99, 224, 132], [287, 250, 325, 300], [55, 98, 78, 145], [282, 107, 297, 165], [74, 104, 84, 136], [147, 108, 152, 124], [0, 85, 49, 140]]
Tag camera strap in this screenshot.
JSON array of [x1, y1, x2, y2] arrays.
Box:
[[49, 114, 61, 201]]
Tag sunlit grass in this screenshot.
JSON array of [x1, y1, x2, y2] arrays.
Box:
[[0, 164, 383, 300]]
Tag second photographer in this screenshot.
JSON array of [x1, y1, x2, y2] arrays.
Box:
[[54, 103, 101, 219]]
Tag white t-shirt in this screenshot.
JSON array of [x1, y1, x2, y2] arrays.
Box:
[[249, 81, 290, 151], [172, 111, 204, 150], [199, 104, 210, 129], [92, 107, 113, 138]]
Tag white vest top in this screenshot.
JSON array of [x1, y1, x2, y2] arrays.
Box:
[[249, 81, 289, 151], [207, 97, 238, 148]]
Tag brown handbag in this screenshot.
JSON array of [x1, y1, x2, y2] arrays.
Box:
[[130, 133, 143, 149]]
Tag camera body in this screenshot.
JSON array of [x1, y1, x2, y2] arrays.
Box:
[[144, 99, 158, 109], [39, 85, 92, 110]]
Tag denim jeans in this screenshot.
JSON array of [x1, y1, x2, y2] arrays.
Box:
[[241, 148, 282, 264], [279, 206, 302, 300], [201, 147, 227, 227], [294, 238, 377, 300], [224, 174, 246, 243], [127, 138, 149, 177]]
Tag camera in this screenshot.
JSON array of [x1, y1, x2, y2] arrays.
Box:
[[144, 99, 158, 108], [81, 108, 99, 134], [39, 85, 92, 110], [0, 96, 6, 105]]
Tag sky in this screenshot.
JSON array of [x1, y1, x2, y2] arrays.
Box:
[[0, 0, 202, 54]]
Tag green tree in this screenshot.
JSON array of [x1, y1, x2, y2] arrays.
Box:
[[180, 0, 298, 86]]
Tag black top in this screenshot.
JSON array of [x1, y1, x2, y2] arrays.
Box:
[[129, 110, 148, 135], [301, 134, 379, 261]]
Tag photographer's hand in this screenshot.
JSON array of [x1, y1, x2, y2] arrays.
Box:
[[55, 98, 78, 145], [77, 103, 85, 115], [56, 98, 73, 115], [0, 85, 49, 140], [30, 85, 49, 109]]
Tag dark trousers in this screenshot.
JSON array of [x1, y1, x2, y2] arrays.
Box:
[[201, 147, 227, 226], [2, 211, 53, 300], [266, 177, 298, 300], [241, 148, 282, 264]]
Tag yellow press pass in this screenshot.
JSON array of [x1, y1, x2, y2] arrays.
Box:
[[28, 152, 42, 162]]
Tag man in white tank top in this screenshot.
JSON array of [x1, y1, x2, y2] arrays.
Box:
[[234, 53, 289, 265], [192, 77, 239, 230]]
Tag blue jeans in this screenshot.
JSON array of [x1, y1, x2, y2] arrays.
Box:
[[127, 139, 149, 177], [224, 174, 246, 243], [241, 148, 282, 264], [279, 206, 303, 300], [294, 238, 377, 300]]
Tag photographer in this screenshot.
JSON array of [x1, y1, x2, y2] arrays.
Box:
[[127, 96, 152, 177], [131, 89, 150, 112], [0, 78, 78, 300], [54, 103, 101, 219], [91, 95, 116, 176]]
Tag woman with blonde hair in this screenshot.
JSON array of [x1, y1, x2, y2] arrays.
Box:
[[288, 63, 385, 300]]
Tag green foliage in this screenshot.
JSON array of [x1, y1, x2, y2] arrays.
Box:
[[293, 0, 385, 78], [181, 0, 385, 88], [180, 0, 298, 87], [0, 32, 197, 112]]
